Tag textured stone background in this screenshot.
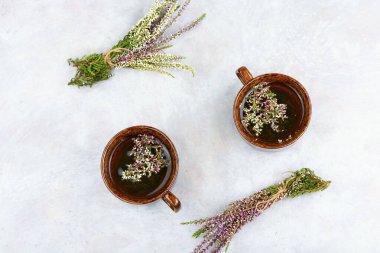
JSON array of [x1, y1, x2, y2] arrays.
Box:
[[1, 0, 379, 252]]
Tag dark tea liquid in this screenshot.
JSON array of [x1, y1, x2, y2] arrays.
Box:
[[241, 82, 304, 144], [108, 137, 172, 198]]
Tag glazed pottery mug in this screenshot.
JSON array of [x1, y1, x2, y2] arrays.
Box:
[[101, 126, 181, 212], [234, 66, 312, 149]]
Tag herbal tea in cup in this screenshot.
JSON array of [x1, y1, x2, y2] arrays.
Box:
[[101, 126, 181, 212], [234, 67, 312, 149]]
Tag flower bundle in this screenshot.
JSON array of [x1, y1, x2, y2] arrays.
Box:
[[68, 0, 206, 87], [242, 83, 287, 136], [121, 134, 168, 182], [183, 168, 331, 253]]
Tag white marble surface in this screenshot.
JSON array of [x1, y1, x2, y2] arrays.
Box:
[[1, 0, 380, 252]]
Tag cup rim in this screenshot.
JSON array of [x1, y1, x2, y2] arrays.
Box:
[[233, 72, 312, 149], [101, 125, 179, 204]]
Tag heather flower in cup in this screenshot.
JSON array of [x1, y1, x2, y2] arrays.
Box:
[[120, 134, 168, 182], [242, 83, 287, 136]]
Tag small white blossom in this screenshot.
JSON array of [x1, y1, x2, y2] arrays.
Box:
[[242, 83, 287, 136]]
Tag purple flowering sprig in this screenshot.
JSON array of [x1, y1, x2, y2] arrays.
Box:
[[68, 0, 206, 87], [120, 134, 168, 182], [242, 83, 287, 136], [182, 168, 331, 253]]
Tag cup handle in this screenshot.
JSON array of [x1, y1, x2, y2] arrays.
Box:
[[236, 66, 253, 85], [162, 191, 181, 212]]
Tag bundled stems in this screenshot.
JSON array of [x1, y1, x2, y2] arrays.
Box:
[[68, 0, 206, 87], [182, 168, 331, 253]]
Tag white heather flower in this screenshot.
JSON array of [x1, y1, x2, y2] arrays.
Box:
[[120, 134, 168, 182], [242, 83, 287, 136]]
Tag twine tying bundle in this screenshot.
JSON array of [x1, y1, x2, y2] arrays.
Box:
[[255, 182, 288, 211], [102, 48, 134, 67]]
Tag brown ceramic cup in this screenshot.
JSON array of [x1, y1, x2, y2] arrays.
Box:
[[101, 126, 181, 212], [233, 66, 312, 149]]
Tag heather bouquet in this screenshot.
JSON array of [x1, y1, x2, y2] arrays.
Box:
[[183, 168, 330, 253], [242, 83, 287, 136], [120, 134, 168, 182], [68, 0, 205, 87]]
